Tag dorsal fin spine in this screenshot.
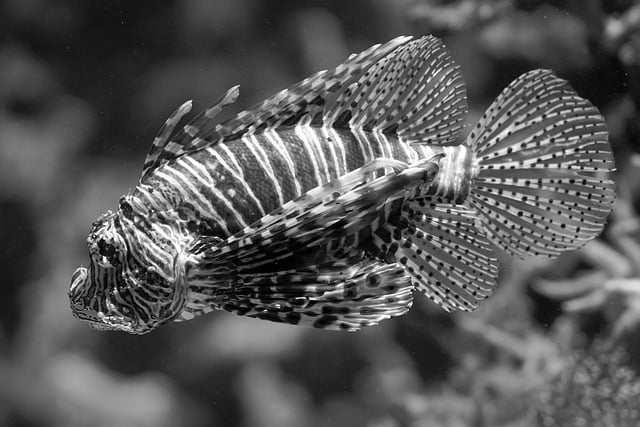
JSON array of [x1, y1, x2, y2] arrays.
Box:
[[141, 100, 193, 180], [141, 35, 469, 180]]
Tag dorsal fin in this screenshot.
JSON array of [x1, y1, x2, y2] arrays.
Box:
[[141, 86, 239, 180], [140, 36, 468, 179], [140, 37, 413, 179], [323, 36, 467, 144], [210, 36, 417, 139]]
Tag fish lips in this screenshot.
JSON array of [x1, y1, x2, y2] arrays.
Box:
[[68, 266, 149, 334]]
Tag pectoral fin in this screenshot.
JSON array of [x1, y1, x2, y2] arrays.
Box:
[[216, 260, 414, 331], [192, 155, 442, 273]]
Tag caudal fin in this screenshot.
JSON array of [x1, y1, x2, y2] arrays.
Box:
[[467, 69, 616, 257]]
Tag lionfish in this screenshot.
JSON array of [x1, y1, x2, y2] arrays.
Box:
[[69, 36, 615, 334]]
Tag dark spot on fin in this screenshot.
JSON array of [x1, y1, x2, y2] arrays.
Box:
[[383, 123, 399, 135], [309, 95, 325, 106], [310, 112, 324, 127], [280, 109, 309, 127], [333, 110, 352, 128]]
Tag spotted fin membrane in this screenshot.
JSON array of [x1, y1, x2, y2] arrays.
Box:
[[375, 200, 498, 312], [216, 260, 414, 331], [467, 69, 616, 258]]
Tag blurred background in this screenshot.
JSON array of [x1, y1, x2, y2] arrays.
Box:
[[1, 0, 640, 426]]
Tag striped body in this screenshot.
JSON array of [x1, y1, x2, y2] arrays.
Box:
[[135, 125, 473, 238], [123, 126, 475, 321]]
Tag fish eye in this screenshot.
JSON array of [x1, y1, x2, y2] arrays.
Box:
[[88, 211, 123, 267], [98, 239, 117, 259], [90, 235, 121, 267]]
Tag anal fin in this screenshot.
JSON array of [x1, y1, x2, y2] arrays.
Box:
[[374, 199, 498, 312]]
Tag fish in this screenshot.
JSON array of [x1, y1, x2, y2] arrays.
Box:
[[68, 35, 616, 334]]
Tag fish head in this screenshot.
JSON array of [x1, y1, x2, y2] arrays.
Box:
[[68, 209, 188, 334]]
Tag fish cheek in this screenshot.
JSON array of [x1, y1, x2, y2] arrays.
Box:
[[113, 268, 155, 326]]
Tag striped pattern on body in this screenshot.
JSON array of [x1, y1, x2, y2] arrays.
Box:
[[136, 125, 457, 237]]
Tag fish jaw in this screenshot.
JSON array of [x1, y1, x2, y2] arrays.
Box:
[[68, 265, 151, 334], [68, 259, 188, 334]]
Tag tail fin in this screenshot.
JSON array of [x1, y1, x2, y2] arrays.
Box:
[[467, 69, 616, 257]]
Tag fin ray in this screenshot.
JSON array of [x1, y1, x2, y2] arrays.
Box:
[[375, 201, 498, 312], [141, 86, 239, 180], [467, 69, 616, 257], [142, 100, 193, 180], [324, 36, 467, 144]]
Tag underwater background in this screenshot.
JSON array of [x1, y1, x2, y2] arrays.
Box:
[[1, 0, 640, 426]]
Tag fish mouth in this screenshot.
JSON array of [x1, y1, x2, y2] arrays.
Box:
[[68, 266, 147, 334], [70, 300, 144, 334], [89, 311, 140, 333]]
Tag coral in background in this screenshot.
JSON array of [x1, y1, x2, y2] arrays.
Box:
[[536, 341, 640, 427]]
